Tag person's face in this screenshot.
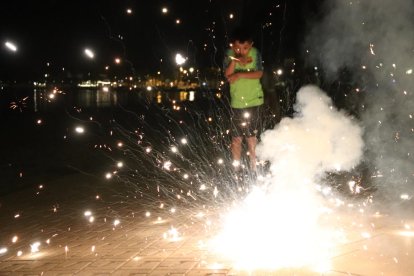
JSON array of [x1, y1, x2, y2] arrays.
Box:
[[233, 40, 253, 57]]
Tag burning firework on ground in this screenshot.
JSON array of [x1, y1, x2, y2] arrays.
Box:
[[0, 0, 413, 274]]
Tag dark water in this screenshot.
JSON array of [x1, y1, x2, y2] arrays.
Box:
[[0, 85, 280, 195]]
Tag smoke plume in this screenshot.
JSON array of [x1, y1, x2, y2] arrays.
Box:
[[212, 85, 363, 270], [258, 85, 364, 185], [305, 0, 414, 205]]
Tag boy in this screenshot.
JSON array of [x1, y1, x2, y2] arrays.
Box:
[[224, 27, 264, 174]]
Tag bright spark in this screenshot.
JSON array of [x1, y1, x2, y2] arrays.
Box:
[[400, 194, 410, 200], [175, 53, 186, 65], [84, 48, 94, 58], [75, 126, 84, 134], [5, 41, 17, 52], [84, 211, 92, 217], [369, 43, 375, 55], [30, 242, 41, 253]]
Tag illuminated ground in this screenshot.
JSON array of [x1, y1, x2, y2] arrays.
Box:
[[0, 173, 413, 275]]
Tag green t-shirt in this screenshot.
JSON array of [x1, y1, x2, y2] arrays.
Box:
[[224, 47, 264, 109]]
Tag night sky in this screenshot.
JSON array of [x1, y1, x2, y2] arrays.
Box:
[[0, 0, 321, 81]]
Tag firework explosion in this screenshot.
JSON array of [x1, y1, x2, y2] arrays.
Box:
[[0, 0, 413, 274], [211, 85, 364, 271]]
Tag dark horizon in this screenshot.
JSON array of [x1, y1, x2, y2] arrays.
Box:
[[0, 0, 322, 82]]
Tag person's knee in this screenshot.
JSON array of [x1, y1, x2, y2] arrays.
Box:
[[232, 137, 242, 145], [246, 136, 256, 144]]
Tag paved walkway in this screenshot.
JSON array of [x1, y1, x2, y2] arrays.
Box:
[[0, 173, 413, 275]]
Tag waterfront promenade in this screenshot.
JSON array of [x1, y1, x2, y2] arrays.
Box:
[[0, 173, 413, 275]]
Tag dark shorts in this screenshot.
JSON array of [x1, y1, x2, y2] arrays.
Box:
[[231, 106, 262, 138]]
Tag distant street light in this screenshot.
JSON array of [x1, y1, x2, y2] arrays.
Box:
[[84, 48, 94, 59], [175, 53, 186, 65], [4, 41, 17, 52]]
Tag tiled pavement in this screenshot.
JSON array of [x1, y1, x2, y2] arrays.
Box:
[[0, 173, 413, 275]]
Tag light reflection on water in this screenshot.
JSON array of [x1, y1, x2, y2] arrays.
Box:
[[29, 87, 216, 110], [74, 88, 119, 108], [0, 86, 219, 113]]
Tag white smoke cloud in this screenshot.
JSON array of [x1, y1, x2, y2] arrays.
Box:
[[306, 1, 414, 76], [212, 85, 364, 270], [305, 0, 414, 203], [258, 85, 364, 184]]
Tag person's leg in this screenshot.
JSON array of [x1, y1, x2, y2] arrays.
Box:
[[244, 106, 262, 172], [231, 136, 243, 170], [230, 107, 244, 171], [246, 136, 257, 171]]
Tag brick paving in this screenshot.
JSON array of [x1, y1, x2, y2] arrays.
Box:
[[0, 173, 413, 275]]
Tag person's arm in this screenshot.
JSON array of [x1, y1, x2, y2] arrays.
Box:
[[227, 69, 263, 83], [227, 49, 263, 83], [235, 70, 263, 79], [225, 59, 237, 78]]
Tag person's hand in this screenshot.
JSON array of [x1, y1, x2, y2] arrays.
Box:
[[238, 56, 252, 65], [227, 73, 240, 83]]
